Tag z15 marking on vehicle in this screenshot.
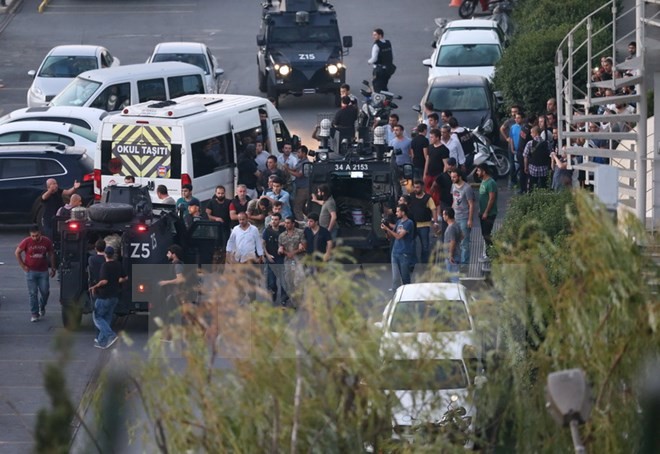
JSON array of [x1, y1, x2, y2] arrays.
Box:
[[334, 163, 369, 171], [298, 53, 316, 60]]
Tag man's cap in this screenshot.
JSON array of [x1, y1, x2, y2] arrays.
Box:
[[104, 246, 115, 256], [447, 157, 457, 166], [188, 199, 200, 207]]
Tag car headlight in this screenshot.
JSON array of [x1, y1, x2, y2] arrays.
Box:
[[327, 64, 338, 75], [31, 86, 45, 99], [482, 118, 494, 134], [275, 64, 291, 76]]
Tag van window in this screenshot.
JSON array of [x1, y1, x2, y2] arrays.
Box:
[[168, 75, 205, 98], [90, 83, 131, 112], [273, 119, 291, 150], [234, 125, 263, 159], [138, 78, 167, 103], [191, 133, 232, 178]]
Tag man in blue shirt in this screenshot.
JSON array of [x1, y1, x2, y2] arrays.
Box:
[[265, 176, 293, 219], [381, 204, 415, 291]]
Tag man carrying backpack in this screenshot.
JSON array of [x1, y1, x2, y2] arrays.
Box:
[[523, 126, 551, 191]]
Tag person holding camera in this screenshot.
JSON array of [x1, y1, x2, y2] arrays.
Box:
[[381, 204, 415, 291], [389, 124, 412, 167]]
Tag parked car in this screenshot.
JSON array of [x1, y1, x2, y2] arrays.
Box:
[[0, 121, 97, 158], [0, 143, 94, 223], [438, 18, 508, 47], [423, 29, 502, 82], [146, 42, 224, 94], [27, 45, 120, 107], [376, 283, 484, 449], [415, 75, 501, 143], [0, 106, 108, 132]]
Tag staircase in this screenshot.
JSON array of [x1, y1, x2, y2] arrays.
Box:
[[555, 0, 660, 232]]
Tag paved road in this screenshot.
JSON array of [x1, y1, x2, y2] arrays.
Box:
[[0, 0, 501, 451]]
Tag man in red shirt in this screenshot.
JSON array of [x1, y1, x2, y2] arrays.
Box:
[[15, 225, 56, 322]]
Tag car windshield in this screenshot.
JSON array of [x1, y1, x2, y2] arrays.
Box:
[[51, 78, 102, 107], [428, 86, 489, 111], [152, 53, 209, 74], [436, 44, 502, 67], [390, 299, 471, 332], [269, 26, 339, 44], [384, 359, 469, 390], [38, 56, 98, 78]]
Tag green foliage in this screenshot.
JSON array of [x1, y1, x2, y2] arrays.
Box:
[[495, 0, 613, 114], [483, 191, 659, 452]]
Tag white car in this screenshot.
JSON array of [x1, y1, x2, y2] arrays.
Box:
[[440, 18, 507, 47], [0, 106, 108, 132], [27, 45, 120, 107], [423, 29, 502, 82], [146, 42, 224, 93], [0, 121, 98, 158], [376, 283, 483, 448]]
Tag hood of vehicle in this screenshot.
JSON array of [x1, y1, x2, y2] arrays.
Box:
[[428, 66, 494, 82], [452, 110, 491, 130], [31, 77, 74, 98], [389, 388, 473, 426]]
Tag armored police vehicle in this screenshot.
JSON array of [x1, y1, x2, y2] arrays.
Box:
[[58, 185, 224, 328], [256, 0, 353, 106], [306, 150, 411, 255]]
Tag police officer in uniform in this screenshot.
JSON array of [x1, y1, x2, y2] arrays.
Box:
[[368, 28, 395, 93]]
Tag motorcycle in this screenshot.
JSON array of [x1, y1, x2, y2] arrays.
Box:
[[356, 79, 401, 149], [463, 126, 511, 182], [458, 0, 505, 19]]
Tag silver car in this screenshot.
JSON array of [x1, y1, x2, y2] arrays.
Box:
[[27, 45, 120, 107], [146, 42, 223, 93]]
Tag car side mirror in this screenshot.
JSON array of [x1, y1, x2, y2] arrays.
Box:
[[257, 35, 266, 46], [422, 59, 432, 68], [412, 104, 421, 113], [28, 70, 36, 77], [215, 68, 225, 77], [474, 375, 488, 389], [494, 91, 504, 105], [343, 36, 353, 48]]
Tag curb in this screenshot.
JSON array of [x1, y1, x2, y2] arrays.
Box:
[[0, 0, 23, 35]]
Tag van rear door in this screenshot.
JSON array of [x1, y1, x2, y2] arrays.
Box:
[[230, 109, 262, 190], [101, 123, 181, 202]]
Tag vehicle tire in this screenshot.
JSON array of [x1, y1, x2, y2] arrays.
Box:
[[266, 77, 279, 107], [459, 0, 477, 18], [62, 304, 83, 330], [88, 203, 134, 223], [258, 68, 267, 93], [493, 149, 511, 179]]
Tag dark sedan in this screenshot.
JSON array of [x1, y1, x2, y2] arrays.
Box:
[[415, 75, 501, 143]]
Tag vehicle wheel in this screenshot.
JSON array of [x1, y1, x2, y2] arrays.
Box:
[[62, 304, 83, 330], [459, 0, 476, 18], [266, 77, 279, 107], [258, 69, 267, 93], [88, 203, 134, 223], [493, 150, 511, 179]]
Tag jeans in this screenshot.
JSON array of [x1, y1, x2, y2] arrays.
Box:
[[480, 215, 496, 256], [391, 253, 412, 290], [266, 262, 288, 305], [93, 297, 118, 346], [445, 259, 460, 283], [456, 218, 471, 265], [26, 271, 49, 315], [415, 226, 431, 265]]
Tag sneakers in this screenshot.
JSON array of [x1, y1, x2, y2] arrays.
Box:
[[30, 314, 40, 322], [95, 336, 119, 349], [39, 305, 46, 317]]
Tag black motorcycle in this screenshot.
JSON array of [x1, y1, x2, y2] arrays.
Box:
[[356, 80, 401, 151]]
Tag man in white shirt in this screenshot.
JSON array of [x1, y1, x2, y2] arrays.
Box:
[[226, 212, 264, 264], [440, 124, 465, 168], [277, 142, 298, 191]]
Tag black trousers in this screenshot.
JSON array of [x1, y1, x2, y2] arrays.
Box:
[[372, 66, 391, 93]]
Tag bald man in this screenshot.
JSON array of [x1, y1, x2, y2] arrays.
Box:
[[41, 178, 80, 239], [56, 193, 83, 218]]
